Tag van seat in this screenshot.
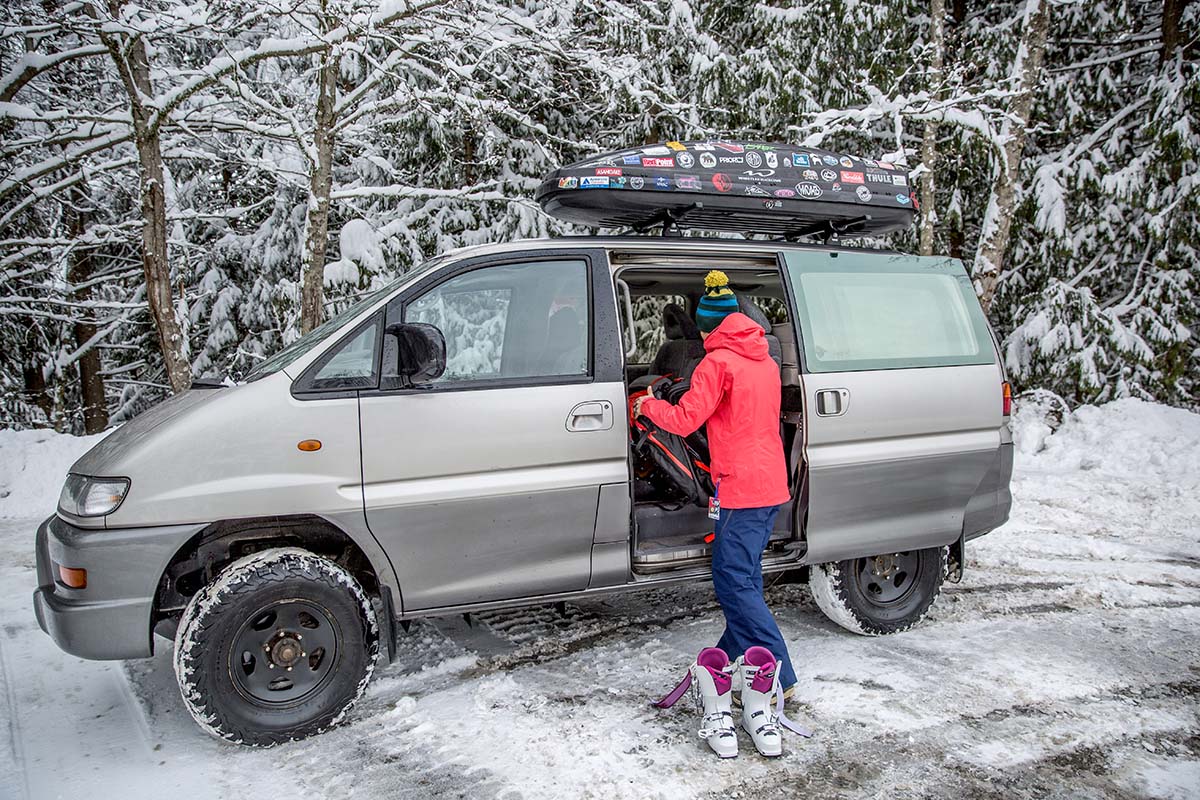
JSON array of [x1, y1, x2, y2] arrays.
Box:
[[773, 322, 800, 386]]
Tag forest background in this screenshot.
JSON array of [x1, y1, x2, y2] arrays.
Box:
[[0, 0, 1195, 433]]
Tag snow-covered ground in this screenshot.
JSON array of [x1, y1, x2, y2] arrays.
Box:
[[1, 398, 1197, 799]]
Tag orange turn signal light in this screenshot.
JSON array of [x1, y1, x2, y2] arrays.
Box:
[[58, 565, 87, 589], [297, 439, 322, 452]]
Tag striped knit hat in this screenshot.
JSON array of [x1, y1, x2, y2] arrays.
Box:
[[696, 270, 739, 333]]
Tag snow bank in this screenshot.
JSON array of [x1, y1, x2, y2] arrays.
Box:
[[0, 428, 108, 518], [1016, 397, 1200, 488]]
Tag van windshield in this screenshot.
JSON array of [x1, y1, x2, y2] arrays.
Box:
[[243, 256, 446, 382]]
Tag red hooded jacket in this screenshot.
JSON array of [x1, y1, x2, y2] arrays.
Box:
[[640, 312, 790, 509]]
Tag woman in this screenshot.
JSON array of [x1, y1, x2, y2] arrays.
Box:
[[634, 270, 796, 695]]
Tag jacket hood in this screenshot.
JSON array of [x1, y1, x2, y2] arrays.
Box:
[[703, 312, 770, 361]]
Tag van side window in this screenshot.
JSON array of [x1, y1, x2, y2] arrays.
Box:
[[784, 253, 994, 372], [403, 259, 590, 384]]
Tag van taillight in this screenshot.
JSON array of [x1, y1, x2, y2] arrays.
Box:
[[1002, 382, 1012, 416]]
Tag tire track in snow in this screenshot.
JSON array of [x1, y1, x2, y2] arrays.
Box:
[[0, 620, 31, 800]]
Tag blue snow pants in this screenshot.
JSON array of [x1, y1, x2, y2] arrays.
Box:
[[712, 504, 798, 689]]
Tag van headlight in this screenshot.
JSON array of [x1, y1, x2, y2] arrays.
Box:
[[58, 475, 130, 517]]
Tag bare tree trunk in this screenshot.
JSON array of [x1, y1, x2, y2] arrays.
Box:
[[300, 49, 339, 335], [1161, 0, 1189, 64], [67, 200, 109, 433], [918, 0, 946, 256], [99, 0, 191, 393], [972, 0, 1051, 314]]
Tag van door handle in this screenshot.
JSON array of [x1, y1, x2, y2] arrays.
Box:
[[814, 388, 849, 417], [566, 401, 614, 432]]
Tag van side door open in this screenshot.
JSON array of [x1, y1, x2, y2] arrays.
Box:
[[782, 250, 1007, 563], [357, 251, 628, 611]]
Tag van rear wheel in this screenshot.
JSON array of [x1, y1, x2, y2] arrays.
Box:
[[173, 548, 378, 745], [809, 546, 947, 635]]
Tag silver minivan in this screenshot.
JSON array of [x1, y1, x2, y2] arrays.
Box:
[[33, 236, 1012, 744]]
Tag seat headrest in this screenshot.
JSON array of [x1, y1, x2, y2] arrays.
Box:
[[547, 307, 580, 339], [662, 303, 701, 341], [737, 298, 772, 333]]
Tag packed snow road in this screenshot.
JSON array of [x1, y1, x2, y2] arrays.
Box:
[[1, 398, 1197, 799]]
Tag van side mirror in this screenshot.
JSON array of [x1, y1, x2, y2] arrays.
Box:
[[386, 323, 446, 386]]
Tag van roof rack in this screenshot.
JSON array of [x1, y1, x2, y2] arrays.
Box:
[[536, 141, 915, 239]]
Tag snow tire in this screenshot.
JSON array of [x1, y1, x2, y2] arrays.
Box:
[[173, 547, 378, 746], [809, 546, 947, 636]]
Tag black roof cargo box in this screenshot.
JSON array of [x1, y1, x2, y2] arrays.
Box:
[[536, 141, 916, 238]]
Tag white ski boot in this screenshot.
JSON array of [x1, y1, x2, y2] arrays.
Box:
[[735, 646, 786, 757], [691, 647, 738, 758], [652, 647, 738, 758]]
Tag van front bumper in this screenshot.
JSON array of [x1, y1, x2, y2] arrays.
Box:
[[33, 514, 206, 661]]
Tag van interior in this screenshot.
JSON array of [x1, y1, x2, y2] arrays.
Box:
[[612, 253, 807, 574]]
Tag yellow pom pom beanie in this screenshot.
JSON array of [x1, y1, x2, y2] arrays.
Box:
[[696, 270, 739, 333]]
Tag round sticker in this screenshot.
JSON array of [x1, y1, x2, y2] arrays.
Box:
[[821, 169, 838, 182], [839, 156, 854, 168], [856, 185, 872, 202], [677, 152, 695, 169], [795, 182, 823, 199], [745, 151, 763, 168], [630, 176, 645, 189], [700, 152, 717, 168], [712, 173, 733, 192]]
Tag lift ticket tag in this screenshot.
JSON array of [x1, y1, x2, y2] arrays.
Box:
[[707, 495, 720, 520]]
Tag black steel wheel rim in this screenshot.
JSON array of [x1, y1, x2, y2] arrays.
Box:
[[855, 551, 923, 607], [228, 599, 341, 707]]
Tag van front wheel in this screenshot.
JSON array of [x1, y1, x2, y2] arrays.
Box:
[[173, 548, 379, 745], [809, 547, 947, 635]]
